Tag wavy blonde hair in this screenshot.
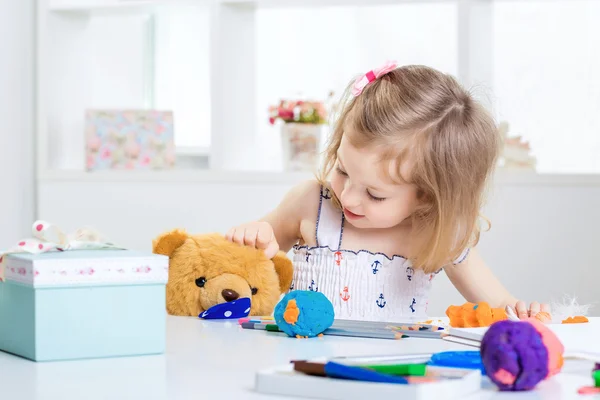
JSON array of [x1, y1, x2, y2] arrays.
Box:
[[319, 65, 501, 273]]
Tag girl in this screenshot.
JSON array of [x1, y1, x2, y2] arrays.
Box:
[[226, 62, 549, 322]]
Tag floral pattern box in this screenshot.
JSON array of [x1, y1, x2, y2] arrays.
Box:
[[85, 109, 175, 170]]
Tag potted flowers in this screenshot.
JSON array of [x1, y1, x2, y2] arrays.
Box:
[[269, 96, 331, 172]]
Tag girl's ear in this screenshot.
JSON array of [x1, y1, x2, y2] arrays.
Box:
[[152, 229, 188, 257], [271, 252, 293, 293]]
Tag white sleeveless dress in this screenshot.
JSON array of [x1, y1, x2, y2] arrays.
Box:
[[290, 185, 469, 322]]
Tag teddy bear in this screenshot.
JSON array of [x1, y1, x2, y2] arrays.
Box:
[[152, 229, 294, 317]]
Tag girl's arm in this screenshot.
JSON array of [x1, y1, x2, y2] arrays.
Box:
[[444, 247, 518, 309], [259, 179, 321, 253], [226, 179, 321, 257], [444, 247, 549, 318]]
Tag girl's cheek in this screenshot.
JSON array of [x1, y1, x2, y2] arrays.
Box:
[[330, 176, 342, 197]]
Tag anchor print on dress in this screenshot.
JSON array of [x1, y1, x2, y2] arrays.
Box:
[[340, 286, 350, 301], [376, 293, 387, 308], [371, 260, 381, 274], [322, 187, 332, 199], [289, 282, 294, 291], [334, 251, 343, 266], [406, 266, 414, 281], [409, 298, 416, 313], [309, 280, 318, 292], [305, 252, 312, 262]]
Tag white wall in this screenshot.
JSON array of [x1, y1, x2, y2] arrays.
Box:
[[38, 172, 597, 317], [0, 0, 35, 247]]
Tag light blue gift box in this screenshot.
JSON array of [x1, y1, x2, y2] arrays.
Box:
[[0, 249, 169, 362]]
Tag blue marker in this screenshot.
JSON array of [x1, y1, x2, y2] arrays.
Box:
[[324, 362, 409, 384], [428, 351, 485, 374]]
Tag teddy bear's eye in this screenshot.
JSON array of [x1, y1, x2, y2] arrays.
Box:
[[251, 287, 258, 295], [195, 277, 207, 288]]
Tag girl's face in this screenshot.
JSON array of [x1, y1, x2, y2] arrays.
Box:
[[330, 135, 420, 230]]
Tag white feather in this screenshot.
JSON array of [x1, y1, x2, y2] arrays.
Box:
[[550, 294, 593, 323]]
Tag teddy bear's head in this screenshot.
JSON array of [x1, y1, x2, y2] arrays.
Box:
[[152, 229, 293, 317]]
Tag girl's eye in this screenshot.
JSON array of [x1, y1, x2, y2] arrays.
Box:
[[336, 165, 348, 176], [367, 190, 386, 202]]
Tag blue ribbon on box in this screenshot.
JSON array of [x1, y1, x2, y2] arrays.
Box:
[[0, 220, 123, 281]]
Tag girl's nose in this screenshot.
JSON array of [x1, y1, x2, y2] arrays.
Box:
[[340, 182, 361, 209]]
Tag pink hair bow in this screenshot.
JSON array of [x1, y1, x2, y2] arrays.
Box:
[[351, 60, 398, 96]]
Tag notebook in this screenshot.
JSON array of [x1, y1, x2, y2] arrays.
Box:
[[443, 319, 600, 356]]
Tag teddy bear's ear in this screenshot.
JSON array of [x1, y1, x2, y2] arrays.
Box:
[[152, 229, 188, 257], [272, 251, 293, 294]]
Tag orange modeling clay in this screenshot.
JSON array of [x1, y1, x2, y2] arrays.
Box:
[[562, 316, 589, 324], [446, 302, 508, 328], [534, 311, 552, 323]]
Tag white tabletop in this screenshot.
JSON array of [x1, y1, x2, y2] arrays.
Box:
[[0, 316, 595, 399]]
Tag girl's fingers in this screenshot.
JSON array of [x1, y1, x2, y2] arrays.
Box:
[[541, 303, 552, 314], [515, 300, 528, 320], [529, 301, 540, 317], [264, 240, 279, 259], [243, 227, 259, 247], [256, 228, 273, 248], [232, 227, 246, 245]]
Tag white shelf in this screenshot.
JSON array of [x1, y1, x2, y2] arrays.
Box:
[[48, 0, 212, 12], [492, 171, 600, 187], [48, 0, 456, 12], [37, 169, 600, 187], [38, 169, 314, 184], [219, 0, 450, 7]]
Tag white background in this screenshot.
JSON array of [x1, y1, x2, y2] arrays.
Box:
[[149, 1, 600, 173], [2, 0, 599, 316]]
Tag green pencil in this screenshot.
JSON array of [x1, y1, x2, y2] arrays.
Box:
[[364, 363, 427, 376]]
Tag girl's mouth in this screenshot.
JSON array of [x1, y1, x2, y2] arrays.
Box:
[[343, 208, 364, 220]]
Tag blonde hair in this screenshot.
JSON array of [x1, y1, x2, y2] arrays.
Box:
[[319, 65, 500, 273]]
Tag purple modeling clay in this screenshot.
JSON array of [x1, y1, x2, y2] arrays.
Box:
[[480, 319, 564, 391]]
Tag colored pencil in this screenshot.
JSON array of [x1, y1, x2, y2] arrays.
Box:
[[292, 360, 467, 382], [241, 322, 408, 340], [330, 353, 433, 365], [240, 319, 444, 339], [332, 319, 445, 331], [243, 318, 442, 331], [243, 317, 445, 332], [330, 321, 444, 337], [324, 328, 408, 340]]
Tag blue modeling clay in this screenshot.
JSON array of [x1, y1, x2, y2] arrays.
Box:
[[274, 290, 335, 338], [199, 297, 251, 320]]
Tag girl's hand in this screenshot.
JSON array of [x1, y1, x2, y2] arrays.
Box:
[[508, 300, 551, 320], [225, 221, 280, 259]]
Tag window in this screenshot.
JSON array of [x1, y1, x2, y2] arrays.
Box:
[[494, 1, 600, 173], [77, 1, 600, 173], [254, 3, 459, 170], [153, 5, 211, 151], [47, 12, 153, 169]]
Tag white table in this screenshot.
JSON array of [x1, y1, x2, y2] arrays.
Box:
[[0, 316, 595, 399]]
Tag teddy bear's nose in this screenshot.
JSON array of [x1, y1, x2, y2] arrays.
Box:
[[221, 289, 240, 302]]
